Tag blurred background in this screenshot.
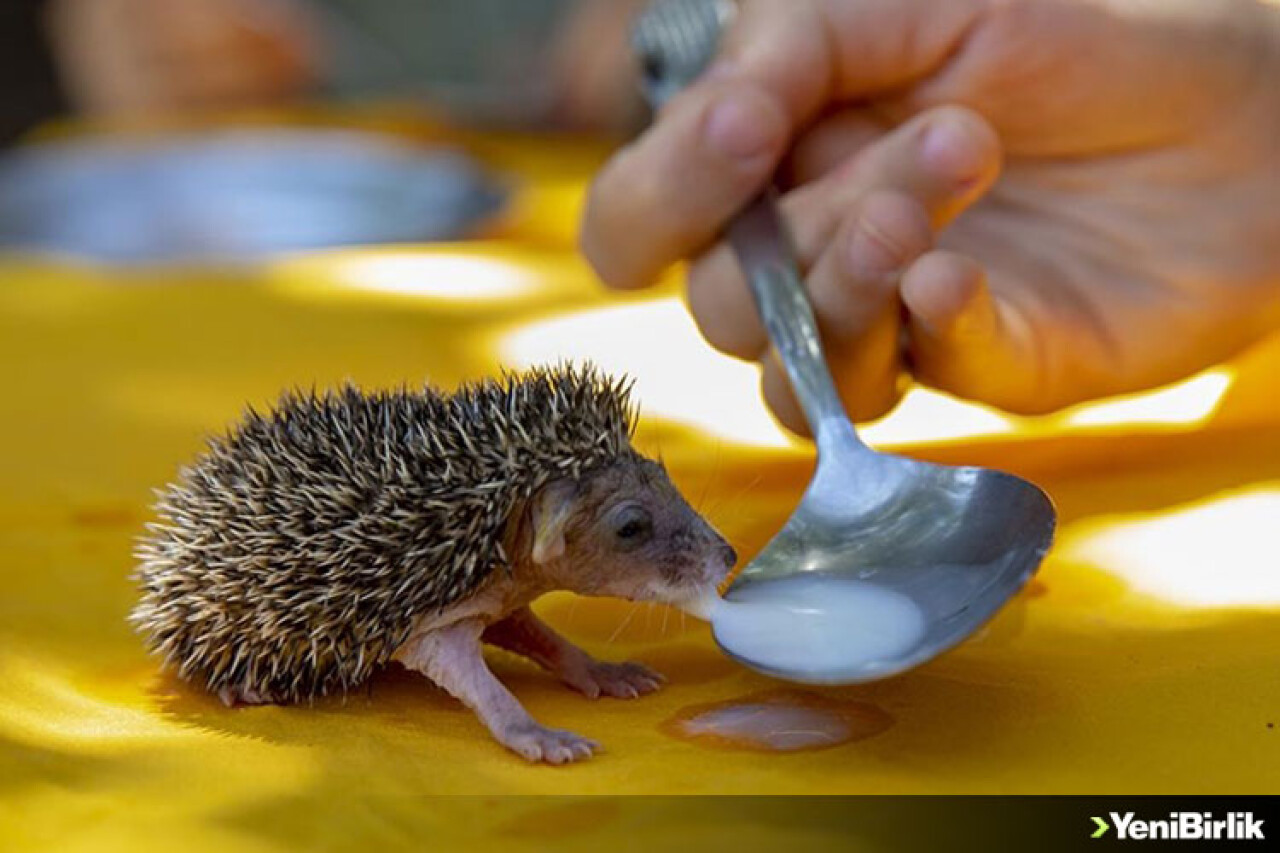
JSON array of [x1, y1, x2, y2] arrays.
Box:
[[0, 0, 647, 261]]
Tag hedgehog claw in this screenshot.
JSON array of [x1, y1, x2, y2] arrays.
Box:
[[567, 660, 665, 700], [500, 722, 600, 765]]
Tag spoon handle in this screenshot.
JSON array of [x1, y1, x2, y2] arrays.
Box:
[[728, 192, 864, 449], [630, 0, 864, 450]]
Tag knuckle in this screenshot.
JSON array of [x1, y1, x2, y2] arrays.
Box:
[[857, 192, 933, 261]]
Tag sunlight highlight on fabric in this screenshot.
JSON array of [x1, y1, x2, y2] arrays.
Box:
[[861, 389, 1014, 446], [502, 298, 795, 448], [1063, 483, 1280, 608], [322, 252, 538, 300], [1064, 370, 1232, 429]]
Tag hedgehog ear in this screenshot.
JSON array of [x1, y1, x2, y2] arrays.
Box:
[[531, 479, 577, 565]]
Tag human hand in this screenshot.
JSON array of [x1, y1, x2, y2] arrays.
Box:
[[581, 0, 1280, 433], [46, 0, 320, 118]]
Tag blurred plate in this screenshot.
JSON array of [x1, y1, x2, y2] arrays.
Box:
[[0, 128, 505, 264]]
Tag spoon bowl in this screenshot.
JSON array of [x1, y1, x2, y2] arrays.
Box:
[[713, 424, 1056, 683]]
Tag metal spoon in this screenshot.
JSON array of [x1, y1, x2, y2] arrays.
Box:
[[633, 0, 1056, 684]]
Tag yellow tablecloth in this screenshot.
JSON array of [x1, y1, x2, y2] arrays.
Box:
[[1, 128, 1278, 851]]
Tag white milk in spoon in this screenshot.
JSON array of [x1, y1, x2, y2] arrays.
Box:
[[710, 574, 927, 681]]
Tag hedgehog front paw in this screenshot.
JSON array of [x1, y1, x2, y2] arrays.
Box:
[[498, 721, 601, 764], [563, 660, 666, 700]]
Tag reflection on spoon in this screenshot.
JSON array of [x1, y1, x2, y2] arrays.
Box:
[[710, 574, 927, 684]]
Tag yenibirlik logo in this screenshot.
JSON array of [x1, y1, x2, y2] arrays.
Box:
[[1091, 812, 1265, 841]]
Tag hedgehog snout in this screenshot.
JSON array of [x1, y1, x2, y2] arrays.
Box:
[[703, 541, 737, 586], [662, 541, 737, 619], [680, 527, 735, 589], [719, 543, 738, 571]]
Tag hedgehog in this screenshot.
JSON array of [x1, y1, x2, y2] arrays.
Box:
[[132, 364, 736, 764]]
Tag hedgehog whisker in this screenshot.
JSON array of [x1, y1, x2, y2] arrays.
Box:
[[606, 601, 642, 644], [700, 472, 763, 523], [693, 439, 723, 515]]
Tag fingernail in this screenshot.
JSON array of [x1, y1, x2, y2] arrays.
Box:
[[920, 117, 989, 186], [847, 217, 907, 281], [704, 90, 781, 161]]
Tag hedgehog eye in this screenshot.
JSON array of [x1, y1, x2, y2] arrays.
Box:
[[617, 519, 648, 539], [611, 506, 653, 550]]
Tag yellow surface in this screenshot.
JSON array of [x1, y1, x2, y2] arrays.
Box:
[[2, 128, 1280, 850]]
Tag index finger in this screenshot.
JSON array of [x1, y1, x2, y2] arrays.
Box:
[[581, 0, 985, 290], [581, 80, 789, 290]]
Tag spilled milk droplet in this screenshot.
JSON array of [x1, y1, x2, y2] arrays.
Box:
[[661, 689, 893, 753]]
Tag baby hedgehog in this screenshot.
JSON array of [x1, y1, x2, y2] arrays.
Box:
[[132, 364, 736, 764]]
